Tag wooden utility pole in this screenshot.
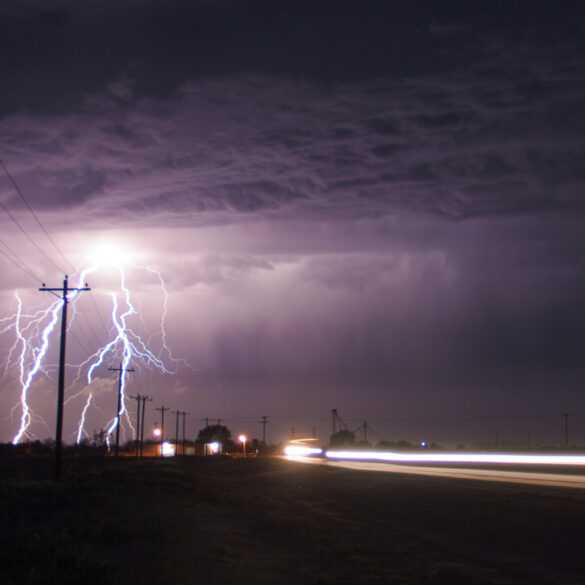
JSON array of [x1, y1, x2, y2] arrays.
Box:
[[130, 394, 141, 457], [140, 396, 152, 457], [260, 415, 270, 446], [156, 405, 170, 454], [172, 410, 190, 454], [173, 410, 180, 454], [40, 276, 90, 481], [109, 364, 135, 457], [181, 411, 189, 453]]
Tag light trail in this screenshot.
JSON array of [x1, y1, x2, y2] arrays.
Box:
[[285, 451, 585, 489], [324, 450, 585, 466], [324, 460, 585, 489], [2, 246, 184, 446], [284, 445, 323, 457]]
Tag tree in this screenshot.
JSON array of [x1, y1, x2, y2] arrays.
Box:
[[92, 429, 107, 451], [196, 425, 235, 450]]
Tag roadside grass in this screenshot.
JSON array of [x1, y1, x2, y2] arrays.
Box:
[[2, 455, 585, 584]]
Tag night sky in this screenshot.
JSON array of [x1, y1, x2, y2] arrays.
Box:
[[1, 1, 585, 447]]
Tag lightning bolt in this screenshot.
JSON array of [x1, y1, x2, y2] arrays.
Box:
[[2, 257, 184, 446]]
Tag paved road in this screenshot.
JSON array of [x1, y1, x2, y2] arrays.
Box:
[[287, 455, 585, 489]]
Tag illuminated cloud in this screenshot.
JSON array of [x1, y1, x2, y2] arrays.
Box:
[[1, 1, 584, 444]]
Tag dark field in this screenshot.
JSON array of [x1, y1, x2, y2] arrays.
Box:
[[2, 455, 585, 585]]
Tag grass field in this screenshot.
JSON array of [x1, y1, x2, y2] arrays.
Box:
[[2, 454, 585, 584]]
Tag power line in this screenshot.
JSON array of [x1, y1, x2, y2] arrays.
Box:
[[0, 239, 42, 283], [0, 162, 110, 350], [88, 292, 111, 340], [0, 159, 75, 272], [0, 195, 66, 275]]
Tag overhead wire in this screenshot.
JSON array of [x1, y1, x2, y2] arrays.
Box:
[[0, 160, 110, 347], [0, 159, 75, 272], [0, 239, 43, 284], [0, 196, 66, 275]]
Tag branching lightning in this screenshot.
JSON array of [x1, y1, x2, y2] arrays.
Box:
[[1, 249, 184, 446]]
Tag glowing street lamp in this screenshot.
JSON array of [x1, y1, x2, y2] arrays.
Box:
[[239, 434, 247, 457]]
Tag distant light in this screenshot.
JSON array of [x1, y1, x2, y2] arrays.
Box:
[[325, 450, 585, 466], [285, 445, 323, 457], [209, 442, 220, 453], [238, 434, 247, 443], [161, 441, 175, 457], [420, 441, 427, 448], [153, 427, 161, 437]]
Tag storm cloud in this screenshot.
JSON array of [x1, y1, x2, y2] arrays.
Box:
[[1, 0, 584, 445]]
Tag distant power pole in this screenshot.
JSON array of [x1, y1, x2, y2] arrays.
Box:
[[109, 364, 135, 457], [156, 405, 170, 450], [332, 409, 338, 435], [130, 394, 152, 457], [290, 427, 296, 439], [173, 410, 180, 454], [40, 276, 90, 481], [260, 415, 270, 446], [202, 417, 209, 427], [180, 411, 190, 453], [140, 396, 152, 457], [130, 394, 142, 457], [564, 413, 569, 449]]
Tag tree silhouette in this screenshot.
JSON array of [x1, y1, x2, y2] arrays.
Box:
[[196, 425, 235, 450]]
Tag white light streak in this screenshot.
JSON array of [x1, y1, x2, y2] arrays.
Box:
[[325, 450, 585, 466], [285, 445, 323, 457]]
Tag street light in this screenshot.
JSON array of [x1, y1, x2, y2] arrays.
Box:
[[239, 434, 247, 457], [153, 424, 162, 455]]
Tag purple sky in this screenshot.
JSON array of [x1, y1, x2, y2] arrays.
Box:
[[1, 1, 585, 447]]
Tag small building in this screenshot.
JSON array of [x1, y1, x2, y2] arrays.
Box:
[[329, 430, 356, 447]]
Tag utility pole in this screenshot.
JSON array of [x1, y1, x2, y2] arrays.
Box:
[[564, 413, 569, 449], [156, 405, 170, 453], [173, 410, 180, 454], [130, 394, 142, 457], [216, 418, 222, 425], [260, 415, 270, 446], [332, 409, 337, 436], [109, 364, 135, 457], [363, 421, 368, 443], [181, 411, 190, 454], [140, 396, 152, 457], [290, 427, 296, 439], [40, 276, 90, 481], [202, 417, 209, 427]]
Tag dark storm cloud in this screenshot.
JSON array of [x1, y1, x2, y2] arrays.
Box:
[[3, 0, 584, 112], [2, 33, 584, 225], [2, 1, 584, 225], [2, 1, 585, 443]]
